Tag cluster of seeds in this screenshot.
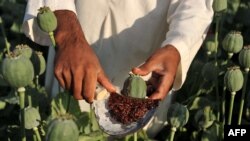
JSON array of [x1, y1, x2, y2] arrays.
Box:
[[108, 93, 159, 124]]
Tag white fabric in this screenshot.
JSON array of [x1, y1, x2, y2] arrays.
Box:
[[22, 0, 214, 138]]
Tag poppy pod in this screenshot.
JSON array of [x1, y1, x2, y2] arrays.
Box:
[[167, 103, 189, 128], [2, 53, 34, 88], [121, 74, 147, 98], [222, 31, 243, 54], [31, 51, 46, 75], [213, 0, 227, 12], [46, 114, 79, 141], [37, 6, 57, 33], [224, 66, 244, 93], [23, 107, 41, 129], [239, 46, 250, 69]]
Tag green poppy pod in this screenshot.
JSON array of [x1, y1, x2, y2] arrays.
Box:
[[13, 44, 33, 59], [2, 53, 34, 88], [194, 106, 215, 130], [46, 114, 79, 141], [213, 0, 227, 12], [239, 46, 250, 69], [121, 74, 147, 98], [222, 31, 243, 54], [224, 66, 244, 93], [167, 103, 189, 128], [204, 39, 216, 55], [0, 101, 6, 110], [31, 51, 46, 75], [23, 107, 41, 129], [37, 6, 57, 33]]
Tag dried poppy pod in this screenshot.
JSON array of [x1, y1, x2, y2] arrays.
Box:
[[2, 53, 34, 88], [213, 0, 227, 12], [239, 46, 250, 70], [222, 31, 243, 57], [167, 103, 189, 129], [37, 6, 57, 33], [46, 114, 79, 141], [224, 66, 244, 93]]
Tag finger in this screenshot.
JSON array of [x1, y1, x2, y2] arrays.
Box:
[[149, 73, 174, 100], [146, 84, 155, 96], [83, 71, 97, 103], [62, 67, 72, 90], [132, 61, 156, 76], [147, 74, 159, 88], [146, 76, 158, 96], [97, 71, 116, 93], [72, 70, 84, 100], [54, 65, 65, 89]]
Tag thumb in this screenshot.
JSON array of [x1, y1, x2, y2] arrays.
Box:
[[97, 71, 116, 93], [132, 61, 155, 76]]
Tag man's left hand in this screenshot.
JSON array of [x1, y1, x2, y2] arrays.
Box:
[[132, 45, 180, 100]]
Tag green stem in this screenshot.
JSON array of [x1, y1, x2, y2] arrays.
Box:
[[49, 32, 56, 47], [237, 68, 249, 125], [228, 92, 236, 125], [33, 134, 37, 141], [28, 95, 32, 107], [221, 57, 231, 125], [0, 16, 11, 55], [219, 123, 224, 141], [66, 93, 71, 113], [169, 127, 176, 141], [183, 81, 205, 105], [18, 87, 26, 141], [222, 86, 226, 125], [40, 126, 46, 136], [125, 135, 130, 141], [142, 130, 149, 140], [89, 107, 93, 132], [134, 132, 137, 141], [35, 75, 39, 89], [214, 16, 221, 122], [33, 127, 41, 141]]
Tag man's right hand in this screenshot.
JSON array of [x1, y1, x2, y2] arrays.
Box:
[[53, 10, 115, 103]]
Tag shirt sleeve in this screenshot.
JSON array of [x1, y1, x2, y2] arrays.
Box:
[[22, 0, 76, 46], [161, 0, 214, 90]]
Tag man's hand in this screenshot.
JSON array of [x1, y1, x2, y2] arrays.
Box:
[[132, 45, 180, 100], [53, 10, 115, 103]]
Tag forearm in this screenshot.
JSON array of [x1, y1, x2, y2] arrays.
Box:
[[162, 0, 214, 90], [54, 10, 88, 49]]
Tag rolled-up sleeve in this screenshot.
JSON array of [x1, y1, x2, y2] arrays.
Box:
[[161, 0, 214, 90], [22, 0, 76, 46]]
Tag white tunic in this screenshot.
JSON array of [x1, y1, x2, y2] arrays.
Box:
[[22, 0, 213, 137]]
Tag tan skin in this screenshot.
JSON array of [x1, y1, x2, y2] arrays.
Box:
[[54, 10, 180, 103]]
